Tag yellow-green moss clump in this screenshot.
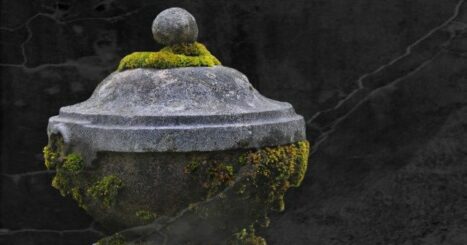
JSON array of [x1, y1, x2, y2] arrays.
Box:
[[62, 153, 84, 172], [240, 140, 310, 212], [43, 145, 59, 169], [43, 135, 66, 170], [43, 145, 88, 209], [50, 153, 84, 196], [117, 42, 221, 71], [87, 175, 124, 208], [185, 140, 309, 212], [182, 140, 310, 244], [43, 140, 125, 212]]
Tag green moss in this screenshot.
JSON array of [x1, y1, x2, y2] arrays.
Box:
[[70, 187, 87, 209], [290, 140, 310, 187], [117, 42, 221, 71], [165, 42, 204, 56], [43, 140, 100, 212], [51, 172, 70, 196], [43, 133, 67, 170], [223, 141, 310, 244], [87, 175, 124, 208], [239, 140, 310, 212], [185, 140, 309, 212], [182, 140, 309, 240], [62, 153, 84, 173], [135, 210, 156, 222], [49, 152, 85, 199], [96, 233, 125, 245], [43, 145, 59, 169]]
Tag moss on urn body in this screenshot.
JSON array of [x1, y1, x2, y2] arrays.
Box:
[[43, 138, 309, 234]]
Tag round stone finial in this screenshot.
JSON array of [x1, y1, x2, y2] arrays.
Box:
[[152, 7, 199, 45]]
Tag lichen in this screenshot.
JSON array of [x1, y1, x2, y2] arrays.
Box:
[[87, 175, 124, 208], [117, 42, 221, 71], [135, 210, 156, 222]]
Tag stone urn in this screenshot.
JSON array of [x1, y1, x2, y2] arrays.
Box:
[[44, 7, 309, 245]]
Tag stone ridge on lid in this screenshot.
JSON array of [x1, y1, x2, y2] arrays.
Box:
[[61, 66, 289, 117]]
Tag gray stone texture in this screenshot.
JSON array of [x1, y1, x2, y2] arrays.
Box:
[[152, 7, 198, 45], [76, 150, 249, 232], [2, 0, 467, 244], [48, 66, 305, 153]]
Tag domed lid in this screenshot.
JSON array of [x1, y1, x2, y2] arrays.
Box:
[[48, 8, 305, 152]]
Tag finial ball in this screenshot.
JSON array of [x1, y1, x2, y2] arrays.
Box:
[[152, 7, 198, 45]]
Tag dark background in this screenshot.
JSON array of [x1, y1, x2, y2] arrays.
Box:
[[1, 0, 467, 244]]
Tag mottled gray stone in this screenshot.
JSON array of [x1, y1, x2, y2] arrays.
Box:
[[152, 7, 198, 45], [48, 66, 305, 153]]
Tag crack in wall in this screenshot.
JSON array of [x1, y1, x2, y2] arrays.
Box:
[[0, 222, 105, 237], [1, 170, 56, 185], [307, 0, 466, 154], [0, 7, 140, 71]]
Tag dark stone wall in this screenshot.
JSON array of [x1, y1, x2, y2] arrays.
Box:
[[1, 0, 467, 244]]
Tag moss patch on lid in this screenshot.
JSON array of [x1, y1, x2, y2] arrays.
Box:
[[117, 42, 221, 71]]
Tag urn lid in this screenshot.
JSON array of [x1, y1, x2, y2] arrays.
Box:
[[48, 8, 305, 152]]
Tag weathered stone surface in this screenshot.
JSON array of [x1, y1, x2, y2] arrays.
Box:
[[90, 141, 309, 244], [42, 134, 308, 241], [152, 7, 198, 45], [48, 66, 305, 153]]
